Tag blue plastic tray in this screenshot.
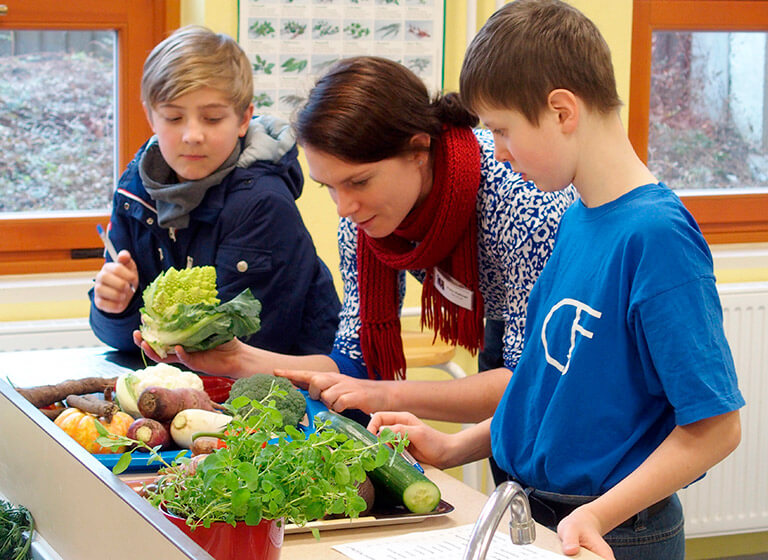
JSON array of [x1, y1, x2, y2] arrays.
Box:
[[95, 391, 327, 473]]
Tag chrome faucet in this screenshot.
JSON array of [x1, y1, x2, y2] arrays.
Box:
[[463, 481, 536, 560]]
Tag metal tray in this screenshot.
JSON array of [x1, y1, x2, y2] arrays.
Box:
[[121, 476, 453, 533]]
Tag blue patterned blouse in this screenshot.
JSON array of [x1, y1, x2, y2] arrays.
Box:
[[329, 128, 577, 379]]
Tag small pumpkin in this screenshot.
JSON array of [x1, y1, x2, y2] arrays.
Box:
[[54, 407, 134, 453]]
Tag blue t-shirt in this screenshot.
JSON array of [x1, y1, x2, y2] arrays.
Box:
[[490, 183, 744, 496]]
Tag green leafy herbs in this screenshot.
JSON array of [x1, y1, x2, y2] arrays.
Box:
[[96, 382, 406, 532], [0, 499, 34, 560], [139, 266, 262, 358]]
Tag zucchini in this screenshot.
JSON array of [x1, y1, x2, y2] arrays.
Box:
[[315, 410, 441, 514]]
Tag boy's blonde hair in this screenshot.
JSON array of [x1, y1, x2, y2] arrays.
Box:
[[141, 25, 253, 115], [460, 0, 621, 125]]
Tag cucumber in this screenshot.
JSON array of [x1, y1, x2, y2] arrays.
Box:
[[315, 410, 441, 514]]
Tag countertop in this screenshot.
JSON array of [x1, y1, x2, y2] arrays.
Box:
[[0, 346, 601, 559]]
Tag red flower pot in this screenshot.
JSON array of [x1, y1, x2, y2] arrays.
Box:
[[162, 507, 283, 560]]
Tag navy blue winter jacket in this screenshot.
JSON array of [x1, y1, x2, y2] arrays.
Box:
[[89, 119, 340, 355]]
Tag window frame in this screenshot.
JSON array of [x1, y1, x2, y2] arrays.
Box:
[[629, 0, 768, 244], [0, 0, 179, 274]]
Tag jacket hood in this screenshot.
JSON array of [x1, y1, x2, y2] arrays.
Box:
[[237, 115, 304, 199]]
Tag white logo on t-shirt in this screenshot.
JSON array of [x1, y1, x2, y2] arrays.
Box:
[[541, 298, 602, 375]]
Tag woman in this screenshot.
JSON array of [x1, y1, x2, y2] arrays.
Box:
[[136, 56, 575, 424]]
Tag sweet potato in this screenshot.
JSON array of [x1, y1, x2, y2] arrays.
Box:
[[16, 377, 117, 408], [137, 386, 222, 422]]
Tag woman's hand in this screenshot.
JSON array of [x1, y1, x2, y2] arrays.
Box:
[[557, 507, 615, 559], [275, 369, 394, 413], [367, 411, 458, 469], [132, 330, 245, 376], [93, 250, 138, 314]]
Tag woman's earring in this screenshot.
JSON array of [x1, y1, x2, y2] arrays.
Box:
[[418, 159, 424, 167]]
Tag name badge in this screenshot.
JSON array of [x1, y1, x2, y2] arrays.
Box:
[[433, 267, 474, 311]]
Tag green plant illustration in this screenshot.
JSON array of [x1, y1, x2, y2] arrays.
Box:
[[252, 54, 274, 75], [407, 57, 430, 73], [377, 23, 401, 39], [313, 57, 340, 74], [249, 20, 276, 38], [313, 21, 340, 37], [281, 57, 307, 73], [344, 22, 370, 39], [253, 93, 274, 108], [282, 20, 307, 38], [280, 94, 306, 108]]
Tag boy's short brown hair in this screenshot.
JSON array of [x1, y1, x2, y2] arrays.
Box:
[[141, 25, 253, 115], [460, 0, 621, 125]]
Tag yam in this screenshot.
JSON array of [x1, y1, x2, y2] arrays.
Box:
[[137, 386, 221, 422]]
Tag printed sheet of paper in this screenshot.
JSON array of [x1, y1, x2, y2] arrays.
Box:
[[333, 524, 566, 560], [238, 0, 444, 121]]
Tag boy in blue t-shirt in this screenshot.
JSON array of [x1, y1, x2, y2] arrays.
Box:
[[369, 2, 744, 559]]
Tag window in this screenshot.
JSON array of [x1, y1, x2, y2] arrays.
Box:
[[629, 0, 768, 243], [0, 0, 179, 274]]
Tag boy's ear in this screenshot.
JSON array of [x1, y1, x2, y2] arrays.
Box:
[[142, 102, 156, 133], [547, 89, 579, 134], [238, 103, 255, 137]]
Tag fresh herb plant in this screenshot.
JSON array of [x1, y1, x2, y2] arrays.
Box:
[[0, 499, 34, 560], [96, 383, 406, 534]]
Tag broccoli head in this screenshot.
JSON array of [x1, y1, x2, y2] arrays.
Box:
[[226, 374, 306, 427], [139, 266, 261, 358]]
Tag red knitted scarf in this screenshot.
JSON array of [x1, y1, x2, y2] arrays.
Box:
[[357, 126, 484, 380]]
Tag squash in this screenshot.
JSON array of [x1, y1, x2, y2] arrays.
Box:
[[54, 407, 134, 453]]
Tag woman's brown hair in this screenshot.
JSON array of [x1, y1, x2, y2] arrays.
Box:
[[294, 56, 477, 163]]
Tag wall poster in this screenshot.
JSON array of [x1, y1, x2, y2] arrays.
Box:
[[238, 0, 445, 121]]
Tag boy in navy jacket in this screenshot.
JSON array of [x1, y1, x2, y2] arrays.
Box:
[[90, 26, 339, 355]]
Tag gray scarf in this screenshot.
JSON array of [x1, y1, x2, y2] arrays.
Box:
[[139, 139, 240, 229]]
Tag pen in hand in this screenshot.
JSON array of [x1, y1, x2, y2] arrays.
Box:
[[402, 449, 425, 473], [96, 224, 119, 261], [97, 224, 136, 293]]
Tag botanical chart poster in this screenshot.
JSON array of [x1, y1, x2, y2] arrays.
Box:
[[238, 0, 445, 121]]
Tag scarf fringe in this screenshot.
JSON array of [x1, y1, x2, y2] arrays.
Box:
[[421, 272, 484, 356], [361, 321, 407, 381]]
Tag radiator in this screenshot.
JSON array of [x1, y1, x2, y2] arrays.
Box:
[[679, 282, 768, 538], [0, 318, 103, 352]]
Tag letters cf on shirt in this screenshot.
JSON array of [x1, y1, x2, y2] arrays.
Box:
[[541, 298, 602, 376]]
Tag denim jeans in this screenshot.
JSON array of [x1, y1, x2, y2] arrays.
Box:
[[534, 492, 685, 560], [603, 494, 685, 560]]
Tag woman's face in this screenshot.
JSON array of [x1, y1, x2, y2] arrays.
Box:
[[303, 143, 430, 238]]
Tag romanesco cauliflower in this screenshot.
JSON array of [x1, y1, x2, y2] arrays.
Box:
[[139, 266, 262, 359]]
